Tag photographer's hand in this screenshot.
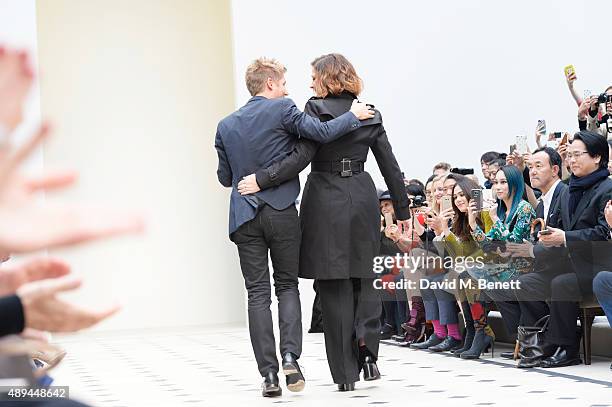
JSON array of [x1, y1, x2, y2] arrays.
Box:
[[588, 95, 599, 115], [467, 200, 478, 230], [237, 174, 260, 195], [605, 200, 612, 228], [439, 208, 454, 235], [426, 212, 444, 236], [578, 97, 591, 120], [487, 200, 499, 224], [384, 223, 400, 242]]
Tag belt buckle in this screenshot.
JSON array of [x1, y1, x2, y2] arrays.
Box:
[[340, 158, 352, 177]]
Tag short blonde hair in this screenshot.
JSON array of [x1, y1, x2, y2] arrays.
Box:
[[245, 57, 287, 96], [311, 53, 362, 98]]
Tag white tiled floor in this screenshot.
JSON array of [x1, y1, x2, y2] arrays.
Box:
[[50, 326, 611, 407]]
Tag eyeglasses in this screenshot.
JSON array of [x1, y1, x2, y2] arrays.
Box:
[[566, 151, 589, 159]]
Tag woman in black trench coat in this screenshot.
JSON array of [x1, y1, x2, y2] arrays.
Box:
[[238, 53, 410, 391]]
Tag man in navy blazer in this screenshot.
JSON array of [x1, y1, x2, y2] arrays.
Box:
[[215, 58, 374, 397]]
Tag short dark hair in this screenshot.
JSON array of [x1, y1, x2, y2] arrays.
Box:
[[445, 173, 466, 182], [489, 158, 506, 167], [406, 178, 425, 188], [480, 151, 500, 164], [406, 183, 425, 197], [571, 131, 609, 171], [532, 147, 563, 178]]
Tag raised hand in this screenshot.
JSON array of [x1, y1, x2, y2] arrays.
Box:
[[0, 257, 70, 296], [0, 124, 144, 254], [16, 275, 120, 332]]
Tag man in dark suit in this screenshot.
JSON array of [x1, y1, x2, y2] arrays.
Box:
[[520, 132, 612, 368], [493, 147, 567, 362], [215, 57, 374, 397]]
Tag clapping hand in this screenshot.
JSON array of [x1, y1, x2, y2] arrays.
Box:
[[0, 124, 144, 254]]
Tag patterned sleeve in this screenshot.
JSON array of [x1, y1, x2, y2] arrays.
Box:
[[487, 201, 535, 242], [471, 224, 489, 243], [471, 202, 535, 243], [506, 202, 536, 242]]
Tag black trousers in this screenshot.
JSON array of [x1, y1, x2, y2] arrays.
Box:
[[318, 278, 381, 384], [517, 271, 582, 346], [483, 289, 522, 337], [310, 281, 323, 331], [231, 204, 302, 376]]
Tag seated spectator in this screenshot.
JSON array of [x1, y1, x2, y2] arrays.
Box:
[[466, 165, 536, 358], [534, 132, 612, 368], [437, 177, 494, 358], [498, 148, 567, 365]]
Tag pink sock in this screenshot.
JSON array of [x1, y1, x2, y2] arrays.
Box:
[[447, 323, 462, 340], [432, 320, 447, 338]]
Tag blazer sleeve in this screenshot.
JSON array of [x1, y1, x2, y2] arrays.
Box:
[[214, 125, 232, 187], [280, 98, 361, 144], [370, 121, 410, 221], [255, 138, 319, 190], [0, 295, 25, 337], [254, 102, 322, 190]]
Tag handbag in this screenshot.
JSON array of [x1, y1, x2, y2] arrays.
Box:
[[516, 315, 549, 367]]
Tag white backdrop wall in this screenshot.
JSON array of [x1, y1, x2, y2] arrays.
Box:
[[36, 0, 245, 330], [230, 0, 612, 328]]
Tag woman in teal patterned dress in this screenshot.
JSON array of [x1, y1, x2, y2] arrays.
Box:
[[464, 165, 535, 357]]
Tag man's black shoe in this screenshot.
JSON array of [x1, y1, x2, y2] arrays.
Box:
[[282, 353, 305, 392], [379, 323, 396, 340], [261, 371, 282, 397], [540, 347, 582, 369]]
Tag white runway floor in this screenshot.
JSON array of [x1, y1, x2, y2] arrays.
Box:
[[51, 325, 611, 407]]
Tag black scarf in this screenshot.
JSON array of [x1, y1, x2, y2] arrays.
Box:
[[568, 168, 609, 217]]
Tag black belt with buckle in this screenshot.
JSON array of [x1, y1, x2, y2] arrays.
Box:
[[311, 159, 364, 177]]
